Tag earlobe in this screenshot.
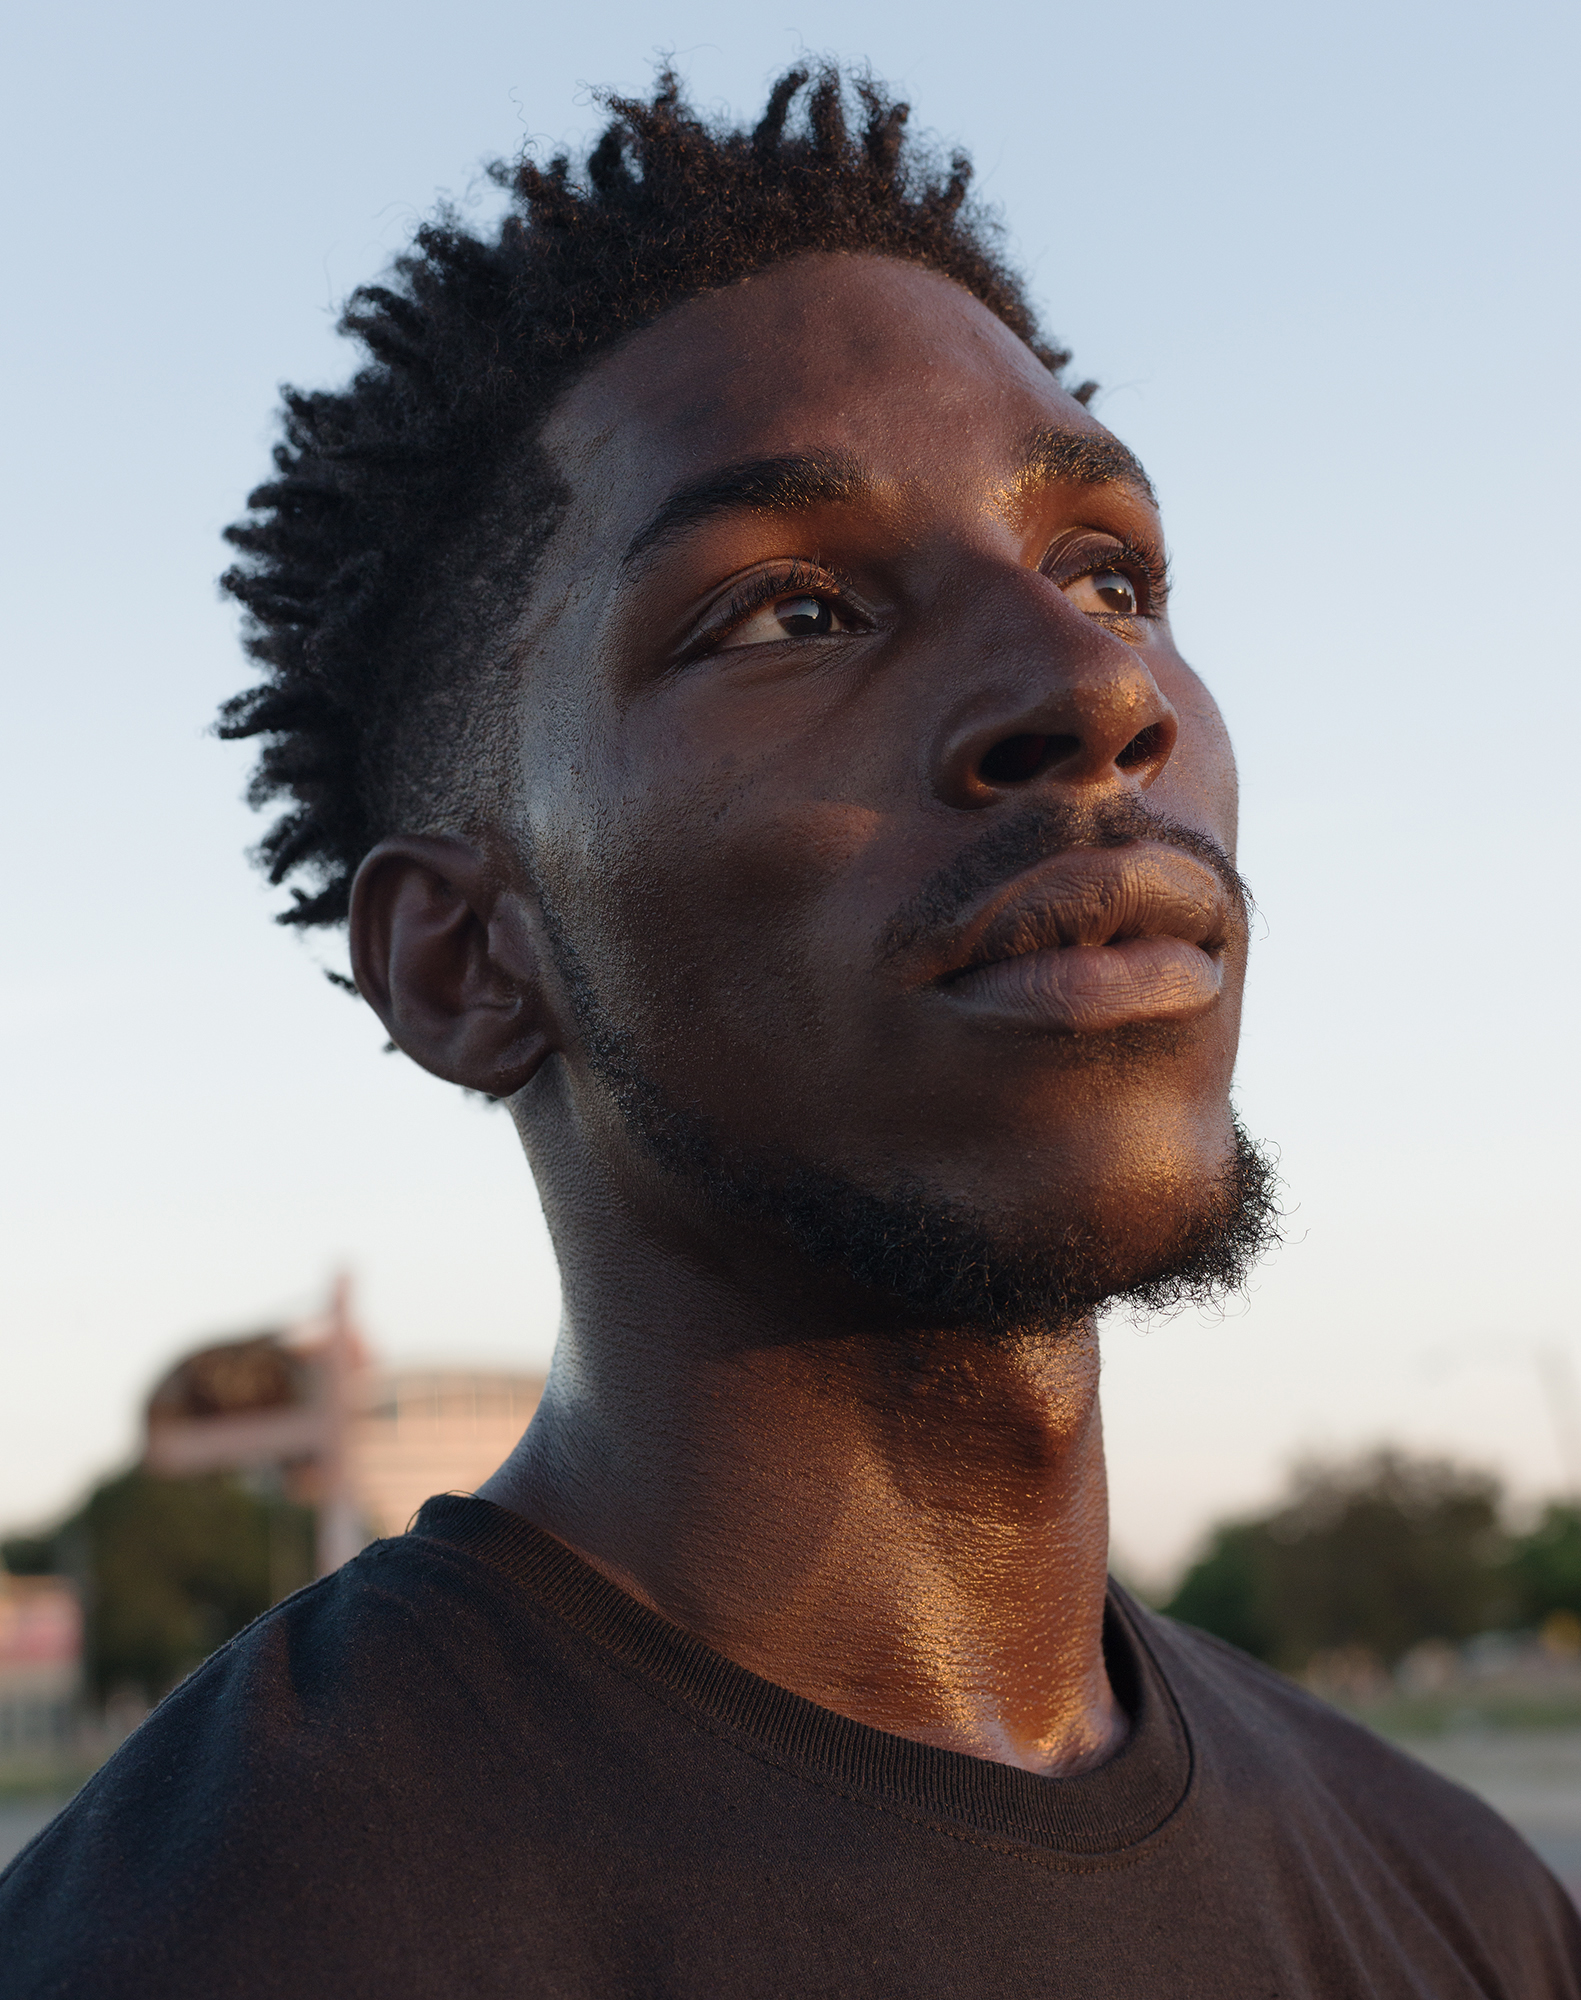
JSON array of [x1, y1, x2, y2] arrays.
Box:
[[348, 837, 555, 1097]]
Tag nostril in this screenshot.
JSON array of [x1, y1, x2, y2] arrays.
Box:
[[979, 732, 1079, 785], [980, 734, 1047, 784], [1116, 723, 1167, 770]]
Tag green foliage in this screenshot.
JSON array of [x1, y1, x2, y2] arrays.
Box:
[[5, 1470, 315, 1703], [1163, 1451, 1517, 1671], [1509, 1503, 1581, 1621], [0, 1534, 55, 1576], [1164, 1521, 1280, 1662]]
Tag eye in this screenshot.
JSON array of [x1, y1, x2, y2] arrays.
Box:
[[718, 591, 851, 650], [1062, 567, 1140, 618]]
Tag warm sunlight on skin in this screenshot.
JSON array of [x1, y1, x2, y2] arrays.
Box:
[[350, 254, 1249, 1777], [13, 44, 1571, 1983]]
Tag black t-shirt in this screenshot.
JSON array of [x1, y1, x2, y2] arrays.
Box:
[[2, 1494, 1576, 1997]]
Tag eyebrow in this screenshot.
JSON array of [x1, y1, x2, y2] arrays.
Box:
[[619, 427, 1157, 570], [1014, 427, 1157, 508], [622, 452, 869, 567]]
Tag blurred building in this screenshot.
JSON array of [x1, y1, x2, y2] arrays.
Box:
[[0, 1574, 81, 1767], [353, 1369, 543, 1545], [142, 1279, 543, 1573]]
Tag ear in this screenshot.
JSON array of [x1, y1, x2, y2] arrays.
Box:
[[348, 836, 554, 1096]]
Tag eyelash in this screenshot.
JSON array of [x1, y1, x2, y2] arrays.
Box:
[[691, 561, 860, 655], [1061, 535, 1172, 616], [689, 533, 1171, 661]]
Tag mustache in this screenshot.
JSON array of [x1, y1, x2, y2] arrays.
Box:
[[879, 796, 1252, 964]]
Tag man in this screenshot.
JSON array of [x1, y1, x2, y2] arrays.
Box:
[[3, 67, 1574, 1996]]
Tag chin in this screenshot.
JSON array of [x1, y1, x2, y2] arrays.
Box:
[[649, 1095, 1278, 1340]]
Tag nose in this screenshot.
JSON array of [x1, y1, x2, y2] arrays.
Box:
[[930, 571, 1179, 810]]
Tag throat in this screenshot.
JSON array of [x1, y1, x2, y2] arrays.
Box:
[[480, 1314, 1124, 1778]]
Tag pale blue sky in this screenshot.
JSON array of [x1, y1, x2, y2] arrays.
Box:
[[3, 0, 1577, 1575]]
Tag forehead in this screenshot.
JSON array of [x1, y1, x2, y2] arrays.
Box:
[[538, 253, 1107, 555]]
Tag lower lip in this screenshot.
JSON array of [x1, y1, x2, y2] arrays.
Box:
[[943, 938, 1224, 1033]]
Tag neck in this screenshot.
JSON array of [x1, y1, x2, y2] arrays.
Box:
[[481, 1227, 1124, 1777]]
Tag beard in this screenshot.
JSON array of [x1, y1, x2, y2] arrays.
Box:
[[535, 808, 1281, 1341], [601, 1062, 1280, 1339]]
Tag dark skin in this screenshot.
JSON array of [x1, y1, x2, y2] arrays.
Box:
[[350, 254, 1246, 1777]]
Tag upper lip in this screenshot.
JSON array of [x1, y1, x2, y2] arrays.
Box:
[[930, 843, 1237, 984]]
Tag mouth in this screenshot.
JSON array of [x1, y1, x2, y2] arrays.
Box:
[[932, 842, 1237, 1034]]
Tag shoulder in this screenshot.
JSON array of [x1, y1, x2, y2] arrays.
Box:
[[1123, 1591, 1576, 1929], [1128, 1589, 1491, 1817], [0, 1530, 550, 1997]]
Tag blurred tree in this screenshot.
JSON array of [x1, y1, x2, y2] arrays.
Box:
[[1162, 1520, 1280, 1663], [0, 1532, 55, 1576], [1509, 1503, 1581, 1623], [1163, 1451, 1515, 1671], [2, 1469, 315, 1703]]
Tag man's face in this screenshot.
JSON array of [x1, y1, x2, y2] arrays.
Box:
[[509, 253, 1255, 1328]]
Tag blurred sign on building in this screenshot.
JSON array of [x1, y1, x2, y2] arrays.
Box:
[[142, 1278, 542, 1575], [0, 1574, 82, 1768]]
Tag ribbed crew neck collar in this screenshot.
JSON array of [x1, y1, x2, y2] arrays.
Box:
[[410, 1493, 1194, 1858]]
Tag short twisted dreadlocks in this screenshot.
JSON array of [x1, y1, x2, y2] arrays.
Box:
[[219, 66, 1092, 928]]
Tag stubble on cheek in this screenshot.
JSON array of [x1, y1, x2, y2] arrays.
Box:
[[557, 759, 887, 1107]]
